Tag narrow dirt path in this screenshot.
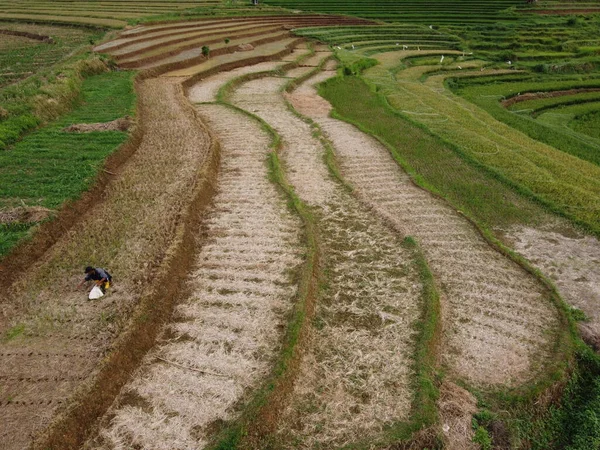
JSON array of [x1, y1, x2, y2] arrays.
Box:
[[0, 78, 212, 449], [230, 64, 422, 448], [289, 70, 562, 388], [86, 102, 303, 449]]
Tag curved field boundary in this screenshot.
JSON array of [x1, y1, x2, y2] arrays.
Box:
[[365, 52, 600, 235], [119, 15, 373, 38], [502, 88, 600, 108], [94, 19, 236, 52], [89, 102, 304, 449], [111, 24, 283, 61], [109, 22, 286, 56], [166, 37, 304, 81], [121, 30, 292, 70], [227, 62, 425, 448]]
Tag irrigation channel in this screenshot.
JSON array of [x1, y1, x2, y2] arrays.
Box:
[[0, 17, 572, 450]]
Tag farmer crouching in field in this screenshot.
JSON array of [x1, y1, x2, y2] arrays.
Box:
[[77, 266, 112, 294]]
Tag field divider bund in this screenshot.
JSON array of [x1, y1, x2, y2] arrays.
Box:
[[178, 37, 306, 90], [120, 30, 293, 69], [30, 78, 222, 450], [120, 14, 374, 38], [113, 25, 285, 65]]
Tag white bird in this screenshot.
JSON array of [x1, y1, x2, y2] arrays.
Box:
[[417, 46, 420, 51], [396, 42, 399, 46], [351, 44, 355, 49], [336, 46, 341, 50], [403, 44, 408, 50], [440, 55, 444, 63], [429, 25, 433, 29], [507, 60, 512, 65], [458, 65, 462, 69]]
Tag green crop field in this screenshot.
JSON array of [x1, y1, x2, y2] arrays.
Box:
[[0, 22, 102, 87], [0, 71, 135, 257]]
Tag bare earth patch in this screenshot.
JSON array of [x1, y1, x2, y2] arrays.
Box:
[[86, 102, 302, 449], [231, 66, 421, 448], [438, 381, 479, 450], [289, 70, 562, 388], [501, 88, 600, 108]]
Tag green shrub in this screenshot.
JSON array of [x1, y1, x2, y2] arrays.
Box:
[[473, 426, 492, 450]]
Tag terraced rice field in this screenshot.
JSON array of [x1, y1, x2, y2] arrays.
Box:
[[0, 22, 101, 86], [288, 70, 562, 388], [0, 0, 221, 27], [262, 0, 522, 23], [2, 4, 600, 450]]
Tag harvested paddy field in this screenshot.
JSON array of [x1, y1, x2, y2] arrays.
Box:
[[3, 4, 600, 449], [288, 68, 563, 388], [0, 77, 213, 449], [230, 64, 423, 448], [86, 102, 303, 449]]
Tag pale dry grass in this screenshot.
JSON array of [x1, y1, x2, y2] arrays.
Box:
[[290, 69, 562, 388], [88, 103, 302, 449], [506, 223, 600, 343], [438, 382, 479, 450], [231, 68, 422, 448], [187, 61, 281, 102], [0, 78, 212, 449]]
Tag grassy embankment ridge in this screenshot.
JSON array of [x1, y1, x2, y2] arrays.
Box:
[[0, 70, 136, 258], [318, 67, 595, 449]]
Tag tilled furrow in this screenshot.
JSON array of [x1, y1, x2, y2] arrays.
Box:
[[88, 103, 302, 450], [288, 71, 561, 388], [231, 71, 422, 448]]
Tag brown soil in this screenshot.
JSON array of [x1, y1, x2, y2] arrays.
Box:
[[87, 102, 302, 449], [62, 116, 133, 133], [0, 77, 214, 450], [502, 88, 600, 108], [290, 70, 562, 388], [232, 64, 421, 448], [0, 206, 53, 224]]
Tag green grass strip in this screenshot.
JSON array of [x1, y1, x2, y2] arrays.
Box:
[[0, 70, 136, 258]]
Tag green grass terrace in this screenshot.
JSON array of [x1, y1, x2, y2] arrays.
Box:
[[262, 0, 523, 23]]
